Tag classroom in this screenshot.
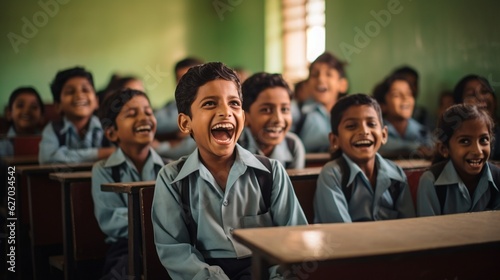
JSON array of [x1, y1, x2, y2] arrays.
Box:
[[1, 0, 499, 279]]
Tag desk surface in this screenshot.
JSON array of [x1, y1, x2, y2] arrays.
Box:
[[49, 171, 92, 182], [233, 211, 500, 265], [16, 162, 94, 175], [1, 155, 39, 166], [101, 180, 156, 194]]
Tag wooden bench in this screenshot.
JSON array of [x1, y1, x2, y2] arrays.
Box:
[[305, 153, 330, 168], [49, 171, 108, 280], [234, 211, 500, 280], [16, 162, 94, 280]]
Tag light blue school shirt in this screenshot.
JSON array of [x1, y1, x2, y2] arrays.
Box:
[[417, 160, 500, 216], [314, 153, 415, 223], [378, 118, 433, 158], [154, 101, 179, 134], [298, 102, 331, 153], [152, 144, 308, 280], [154, 136, 197, 160], [238, 127, 306, 169], [38, 115, 105, 164], [92, 147, 164, 243], [0, 127, 17, 157]]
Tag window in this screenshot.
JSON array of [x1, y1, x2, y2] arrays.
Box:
[[282, 0, 325, 83]]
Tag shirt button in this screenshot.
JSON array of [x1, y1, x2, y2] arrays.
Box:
[[223, 200, 229, 206], [229, 228, 234, 234]]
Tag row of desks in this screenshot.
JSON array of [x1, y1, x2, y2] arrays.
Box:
[[2, 154, 450, 280]]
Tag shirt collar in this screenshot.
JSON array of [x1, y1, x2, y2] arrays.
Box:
[[6, 127, 16, 137], [435, 160, 498, 191], [342, 153, 405, 185], [172, 144, 270, 184], [61, 115, 102, 134]]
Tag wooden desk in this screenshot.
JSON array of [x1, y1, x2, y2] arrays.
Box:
[[50, 171, 107, 280], [1, 155, 39, 166], [101, 180, 155, 280], [16, 162, 94, 280], [234, 211, 500, 280], [305, 153, 330, 168]]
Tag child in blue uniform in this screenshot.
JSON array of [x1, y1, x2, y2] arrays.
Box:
[[417, 104, 500, 216], [152, 62, 307, 280], [296, 52, 348, 153], [238, 72, 305, 169], [373, 73, 433, 159], [314, 94, 415, 223], [92, 88, 164, 279], [0, 87, 44, 156], [38, 66, 115, 163]]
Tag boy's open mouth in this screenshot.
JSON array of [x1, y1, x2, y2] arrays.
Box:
[[211, 123, 235, 143], [135, 124, 152, 133], [466, 158, 484, 168], [353, 139, 374, 148]]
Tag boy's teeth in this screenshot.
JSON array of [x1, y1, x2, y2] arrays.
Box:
[[212, 123, 234, 130], [135, 125, 151, 132]]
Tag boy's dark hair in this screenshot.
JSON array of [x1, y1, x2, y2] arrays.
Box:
[[330, 93, 383, 135], [452, 74, 496, 104], [433, 103, 495, 164], [330, 93, 383, 159], [309, 52, 347, 78], [8, 86, 45, 114], [372, 73, 416, 105], [98, 88, 150, 131], [241, 72, 292, 111], [174, 57, 204, 73], [175, 62, 241, 117], [50, 66, 95, 103]]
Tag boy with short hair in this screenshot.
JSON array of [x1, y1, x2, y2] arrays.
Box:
[[239, 72, 305, 169], [152, 62, 307, 279], [372, 73, 433, 159], [314, 94, 415, 223], [38, 66, 115, 163], [92, 88, 164, 279], [296, 52, 349, 153]]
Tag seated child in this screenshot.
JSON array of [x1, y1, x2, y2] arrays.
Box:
[[238, 72, 306, 169], [373, 73, 433, 159], [417, 104, 500, 216], [152, 62, 308, 279], [0, 87, 45, 156], [38, 66, 115, 163], [452, 74, 500, 160], [314, 94, 415, 223], [91, 88, 165, 279], [296, 52, 349, 153]]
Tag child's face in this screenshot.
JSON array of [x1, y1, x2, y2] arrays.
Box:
[[308, 63, 347, 109], [108, 95, 156, 147], [7, 92, 43, 133], [382, 80, 415, 120], [245, 87, 292, 150], [178, 79, 244, 160], [330, 105, 387, 165], [462, 79, 496, 119], [58, 77, 97, 120], [441, 119, 491, 178]]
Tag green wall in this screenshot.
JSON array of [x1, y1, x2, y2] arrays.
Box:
[[0, 0, 266, 111], [326, 0, 500, 112]]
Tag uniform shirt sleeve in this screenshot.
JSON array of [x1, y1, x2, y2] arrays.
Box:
[[38, 122, 99, 164], [269, 160, 308, 226], [286, 133, 306, 169], [392, 167, 416, 219], [416, 171, 441, 217], [154, 102, 180, 134], [313, 161, 352, 223], [91, 161, 128, 242], [155, 137, 197, 160]]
